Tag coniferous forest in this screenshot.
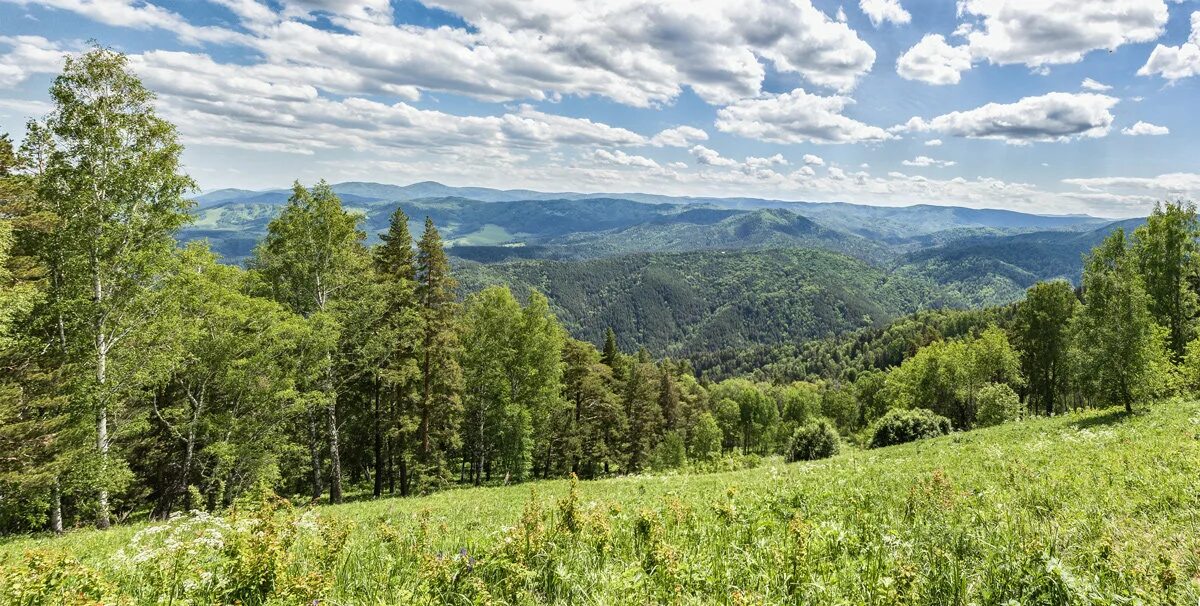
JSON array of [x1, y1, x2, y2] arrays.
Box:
[[3, 47, 1200, 605]]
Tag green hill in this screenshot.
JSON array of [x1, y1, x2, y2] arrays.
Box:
[[7, 402, 1198, 604], [456, 247, 937, 355]]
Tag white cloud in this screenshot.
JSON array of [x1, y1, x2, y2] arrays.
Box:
[[714, 88, 892, 144], [689, 145, 739, 167], [902, 155, 956, 167], [0, 35, 69, 86], [899, 1, 1170, 85], [3, 0, 877, 106], [959, 0, 1169, 67], [593, 149, 660, 169], [745, 154, 787, 169], [924, 139, 942, 146], [1080, 77, 1112, 91], [1121, 121, 1170, 136], [650, 125, 708, 148], [2, 0, 248, 45], [802, 153, 825, 166], [1139, 11, 1200, 81], [667, 161, 688, 169], [896, 34, 972, 85], [896, 92, 1119, 144], [859, 0, 910, 27]]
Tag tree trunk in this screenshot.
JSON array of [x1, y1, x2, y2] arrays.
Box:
[[420, 348, 432, 461], [50, 478, 63, 534], [309, 410, 323, 502], [327, 398, 342, 504], [399, 455, 409, 497], [373, 378, 383, 498]]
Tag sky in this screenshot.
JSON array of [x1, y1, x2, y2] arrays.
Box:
[[1, 1, 1199, 217]]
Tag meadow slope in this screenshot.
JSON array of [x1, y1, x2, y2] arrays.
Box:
[[3, 402, 1200, 605]]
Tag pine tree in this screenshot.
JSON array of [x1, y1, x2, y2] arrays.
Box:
[[658, 359, 681, 431], [1014, 281, 1078, 415], [370, 207, 422, 497], [602, 328, 619, 367], [621, 360, 662, 472], [415, 217, 463, 491]]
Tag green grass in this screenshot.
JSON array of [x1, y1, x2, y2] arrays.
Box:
[[4, 402, 1200, 604]]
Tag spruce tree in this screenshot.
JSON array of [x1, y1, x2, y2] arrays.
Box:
[[1014, 281, 1078, 415], [415, 217, 463, 490], [371, 208, 422, 496], [602, 327, 619, 367]]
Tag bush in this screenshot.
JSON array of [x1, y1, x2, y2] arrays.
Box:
[[649, 431, 688, 471], [976, 382, 1022, 427], [788, 419, 840, 461], [869, 408, 951, 448]]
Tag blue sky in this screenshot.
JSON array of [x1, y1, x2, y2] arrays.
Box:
[[1, 0, 1199, 217]]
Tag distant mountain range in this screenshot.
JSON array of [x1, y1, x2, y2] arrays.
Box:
[[186, 180, 1143, 356]]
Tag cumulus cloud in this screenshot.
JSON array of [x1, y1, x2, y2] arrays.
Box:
[[898, 1, 1170, 85], [0, 35, 67, 86], [902, 155, 956, 167], [802, 154, 825, 166], [2, 0, 249, 45], [896, 34, 972, 85], [959, 0, 1169, 67], [689, 145, 739, 167], [593, 149, 660, 169], [1139, 11, 1200, 81], [1080, 77, 1112, 91], [859, 0, 910, 27], [650, 126, 708, 148], [1121, 121, 1170, 136], [3, 0, 880, 106], [714, 88, 892, 144], [896, 92, 1119, 144], [924, 139, 942, 146]]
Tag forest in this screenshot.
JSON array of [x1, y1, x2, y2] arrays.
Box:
[[1, 46, 1199, 544]]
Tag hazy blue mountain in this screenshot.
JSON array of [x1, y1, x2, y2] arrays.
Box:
[[195, 180, 1107, 236]]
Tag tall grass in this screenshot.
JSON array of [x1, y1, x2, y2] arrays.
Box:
[[3, 402, 1199, 604]]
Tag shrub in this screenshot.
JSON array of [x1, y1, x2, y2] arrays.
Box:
[[976, 382, 1023, 427], [788, 419, 841, 461], [649, 431, 688, 471], [869, 408, 951, 448]]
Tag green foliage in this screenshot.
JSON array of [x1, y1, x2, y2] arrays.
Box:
[[975, 382, 1022, 427], [687, 412, 722, 462], [460, 247, 936, 356], [648, 430, 688, 471], [787, 419, 840, 461], [1131, 202, 1200, 361], [1014, 280, 1078, 415], [1072, 230, 1172, 412], [869, 408, 952, 448]]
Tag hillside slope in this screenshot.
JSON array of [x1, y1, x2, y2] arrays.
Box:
[[7, 403, 1198, 604], [457, 247, 936, 354]]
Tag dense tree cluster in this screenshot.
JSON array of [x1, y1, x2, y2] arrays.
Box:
[[1, 48, 1197, 536]]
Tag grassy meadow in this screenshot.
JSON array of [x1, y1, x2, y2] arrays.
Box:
[[3, 401, 1200, 605]]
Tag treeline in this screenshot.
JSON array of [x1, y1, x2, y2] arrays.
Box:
[[2, 47, 1198, 538]]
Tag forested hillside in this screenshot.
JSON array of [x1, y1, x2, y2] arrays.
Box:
[[457, 247, 935, 354]]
